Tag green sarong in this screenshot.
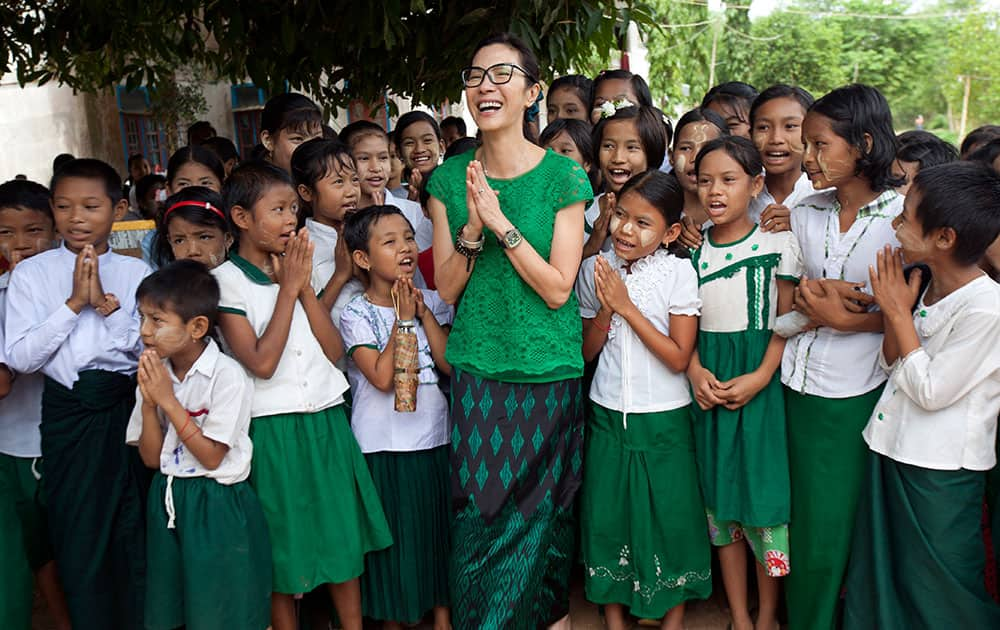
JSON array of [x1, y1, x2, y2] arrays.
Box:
[[845, 453, 1000, 629], [41, 370, 147, 630], [0, 455, 40, 630], [784, 385, 882, 630]]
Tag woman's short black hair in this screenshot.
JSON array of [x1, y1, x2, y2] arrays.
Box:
[[911, 161, 1000, 266], [749, 84, 815, 124], [673, 107, 730, 149], [153, 186, 229, 267], [50, 158, 123, 205], [167, 145, 225, 190], [0, 179, 53, 220], [896, 131, 958, 169], [393, 111, 443, 153], [136, 259, 221, 327], [470, 32, 540, 86], [960, 124, 1000, 159], [590, 69, 654, 110], [342, 205, 413, 254], [591, 106, 669, 173], [548, 75, 593, 108], [695, 135, 764, 178], [808, 83, 903, 192]]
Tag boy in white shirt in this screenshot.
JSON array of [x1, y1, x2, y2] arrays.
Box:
[[0, 179, 70, 630], [845, 162, 1000, 629], [4, 159, 150, 630], [127, 260, 270, 630]]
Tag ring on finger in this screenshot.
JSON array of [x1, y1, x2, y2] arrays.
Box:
[[477, 188, 485, 194]]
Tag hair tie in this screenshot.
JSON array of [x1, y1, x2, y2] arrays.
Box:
[[164, 200, 226, 222], [526, 91, 544, 123]]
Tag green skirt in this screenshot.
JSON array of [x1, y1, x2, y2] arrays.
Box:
[[0, 454, 49, 630], [449, 370, 584, 629], [581, 404, 711, 618], [784, 385, 882, 630], [691, 329, 790, 527], [41, 371, 147, 630], [361, 446, 450, 623], [249, 405, 392, 594], [145, 473, 271, 630], [844, 453, 1000, 629]]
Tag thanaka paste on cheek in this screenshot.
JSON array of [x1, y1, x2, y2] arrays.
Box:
[[154, 325, 187, 347], [609, 216, 621, 233], [638, 228, 657, 247]]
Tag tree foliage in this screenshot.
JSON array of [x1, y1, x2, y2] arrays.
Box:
[[0, 0, 654, 110]]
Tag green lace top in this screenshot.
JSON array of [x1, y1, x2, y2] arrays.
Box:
[[426, 149, 593, 382]]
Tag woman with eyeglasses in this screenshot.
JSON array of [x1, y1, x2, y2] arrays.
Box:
[[424, 32, 594, 630]]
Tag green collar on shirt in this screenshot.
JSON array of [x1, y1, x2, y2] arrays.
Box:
[[834, 188, 899, 220], [229, 252, 274, 285]]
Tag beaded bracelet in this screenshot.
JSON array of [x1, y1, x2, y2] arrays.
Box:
[[454, 226, 485, 272]]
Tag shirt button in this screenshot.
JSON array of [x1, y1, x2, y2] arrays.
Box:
[[296, 350, 303, 357]]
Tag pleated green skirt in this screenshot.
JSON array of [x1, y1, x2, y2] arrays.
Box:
[[249, 405, 393, 594], [581, 404, 711, 618], [145, 474, 272, 630], [844, 453, 1000, 629], [361, 445, 450, 623], [691, 329, 790, 527], [0, 454, 44, 630]]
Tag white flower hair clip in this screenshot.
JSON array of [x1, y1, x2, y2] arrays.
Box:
[[599, 98, 637, 119]]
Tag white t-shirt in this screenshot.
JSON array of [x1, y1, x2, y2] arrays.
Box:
[[212, 254, 349, 417], [863, 276, 1000, 471], [576, 249, 701, 413], [5, 244, 150, 388], [0, 273, 43, 458], [781, 189, 903, 398], [340, 292, 453, 453], [747, 172, 818, 225], [694, 226, 802, 333], [303, 217, 364, 333], [125, 339, 254, 484]]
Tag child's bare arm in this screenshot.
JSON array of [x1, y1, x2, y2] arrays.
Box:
[[217, 290, 296, 379], [136, 399, 165, 469], [350, 337, 398, 393], [0, 365, 13, 400], [582, 312, 611, 363]]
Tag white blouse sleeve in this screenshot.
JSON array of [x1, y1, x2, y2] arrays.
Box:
[[777, 232, 804, 281], [669, 259, 701, 316]]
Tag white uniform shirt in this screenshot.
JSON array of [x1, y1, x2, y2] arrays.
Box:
[[694, 226, 803, 333], [781, 189, 903, 398], [748, 172, 818, 224], [125, 339, 254, 483], [212, 254, 349, 417], [576, 249, 701, 413], [863, 276, 1000, 471], [583, 193, 612, 253], [5, 245, 150, 388], [0, 273, 44, 458], [303, 217, 364, 334], [340, 292, 453, 453]]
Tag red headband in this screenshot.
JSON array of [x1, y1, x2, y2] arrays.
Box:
[[164, 200, 226, 222]]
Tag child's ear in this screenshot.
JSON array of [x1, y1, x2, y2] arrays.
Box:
[[230, 205, 252, 231], [863, 132, 874, 154], [751, 173, 765, 198], [297, 184, 314, 203], [662, 222, 682, 246], [113, 198, 129, 221], [352, 250, 370, 271], [187, 315, 211, 341], [935, 226, 958, 252], [224, 233, 234, 250], [260, 130, 274, 153]]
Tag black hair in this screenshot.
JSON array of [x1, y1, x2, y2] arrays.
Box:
[[134, 174, 167, 214], [911, 162, 1000, 266], [590, 69, 654, 110], [471, 32, 540, 86], [260, 93, 324, 140], [136, 259, 222, 327], [617, 170, 688, 258], [749, 84, 814, 124], [201, 136, 240, 165], [339, 120, 389, 149], [127, 153, 147, 169], [393, 111, 443, 153], [153, 186, 229, 267], [166, 145, 226, 190], [548, 75, 593, 112], [186, 121, 217, 145], [418, 168, 436, 209], [50, 158, 124, 205], [222, 161, 294, 235], [0, 179, 53, 221], [695, 135, 765, 177], [967, 139, 1000, 172], [895, 131, 958, 170], [540, 118, 594, 164], [291, 138, 356, 191], [701, 81, 759, 125], [673, 108, 730, 150], [443, 137, 479, 161], [591, 106, 669, 174], [808, 84, 903, 192], [440, 116, 467, 136], [322, 124, 337, 140], [52, 153, 75, 174], [342, 205, 413, 254], [960, 125, 1000, 159]]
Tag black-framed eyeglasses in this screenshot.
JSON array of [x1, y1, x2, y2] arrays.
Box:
[[461, 63, 535, 88]]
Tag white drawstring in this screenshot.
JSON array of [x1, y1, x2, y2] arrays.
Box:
[[621, 320, 631, 431], [164, 474, 176, 529], [30, 458, 41, 481]]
